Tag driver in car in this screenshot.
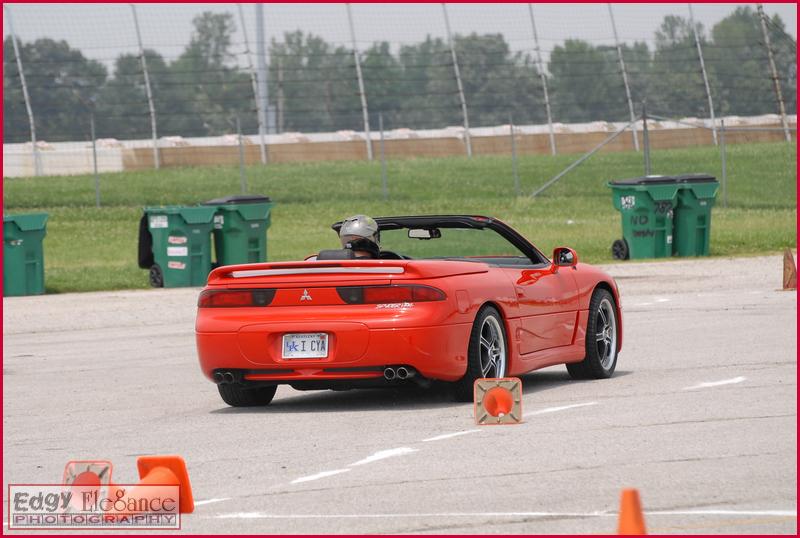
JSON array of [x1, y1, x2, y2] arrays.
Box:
[[339, 214, 381, 258]]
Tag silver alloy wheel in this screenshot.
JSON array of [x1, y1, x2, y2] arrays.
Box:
[[479, 315, 506, 378], [595, 297, 618, 369]]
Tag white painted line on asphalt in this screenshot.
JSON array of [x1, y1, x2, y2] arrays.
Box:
[[349, 447, 418, 467], [422, 430, 481, 442], [291, 469, 351, 484], [683, 376, 746, 391], [213, 508, 796, 520], [523, 401, 598, 418], [648, 509, 796, 517], [194, 497, 232, 506], [215, 510, 610, 519], [655, 297, 670, 303]]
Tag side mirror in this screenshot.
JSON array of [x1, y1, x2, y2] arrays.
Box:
[[552, 247, 578, 268]]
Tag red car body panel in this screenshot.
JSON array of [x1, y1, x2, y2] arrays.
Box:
[[196, 249, 622, 385]]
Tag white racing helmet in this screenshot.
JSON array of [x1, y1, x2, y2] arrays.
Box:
[[339, 215, 380, 257]]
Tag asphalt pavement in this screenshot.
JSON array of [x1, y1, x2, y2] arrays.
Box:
[[3, 254, 796, 534]]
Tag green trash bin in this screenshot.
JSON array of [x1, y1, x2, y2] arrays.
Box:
[[203, 195, 273, 266], [139, 206, 216, 288], [673, 174, 719, 257], [3, 213, 48, 296], [608, 176, 680, 260]]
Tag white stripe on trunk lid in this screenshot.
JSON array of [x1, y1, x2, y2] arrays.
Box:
[[230, 267, 405, 278]]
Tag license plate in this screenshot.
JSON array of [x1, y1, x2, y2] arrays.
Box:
[[282, 333, 328, 359]]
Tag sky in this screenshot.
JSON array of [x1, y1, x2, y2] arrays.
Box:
[[3, 2, 797, 69]]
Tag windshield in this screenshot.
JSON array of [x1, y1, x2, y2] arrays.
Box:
[[380, 227, 533, 262]]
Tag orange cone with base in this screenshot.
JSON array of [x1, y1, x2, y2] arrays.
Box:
[[131, 455, 194, 513], [617, 488, 646, 535], [474, 378, 522, 425], [783, 249, 796, 290], [105, 455, 194, 515]]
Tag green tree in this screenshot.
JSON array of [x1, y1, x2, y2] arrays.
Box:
[[708, 6, 796, 115], [95, 50, 168, 140], [165, 11, 253, 136], [269, 31, 359, 133], [3, 37, 107, 142], [452, 33, 543, 127], [647, 15, 713, 118]]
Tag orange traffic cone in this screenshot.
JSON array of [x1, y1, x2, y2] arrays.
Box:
[[617, 488, 646, 535], [106, 455, 194, 516], [62, 460, 113, 511], [783, 249, 796, 290], [133, 455, 194, 514], [474, 378, 522, 425]]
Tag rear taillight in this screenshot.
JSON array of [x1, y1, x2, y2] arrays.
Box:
[[198, 289, 276, 307], [336, 285, 446, 304]]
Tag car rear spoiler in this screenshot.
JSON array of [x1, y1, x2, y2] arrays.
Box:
[[206, 259, 488, 286], [207, 260, 409, 285]]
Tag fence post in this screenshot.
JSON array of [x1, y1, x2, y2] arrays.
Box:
[[237, 116, 247, 194], [90, 109, 100, 207], [688, 4, 717, 145], [130, 4, 160, 170], [255, 3, 271, 157], [607, 3, 639, 152], [277, 59, 285, 134], [379, 113, 388, 200], [5, 5, 41, 176], [527, 4, 556, 156], [642, 102, 651, 176], [510, 114, 520, 195], [719, 119, 727, 208], [237, 3, 267, 164], [442, 3, 472, 158], [757, 4, 792, 142], [346, 3, 373, 161]]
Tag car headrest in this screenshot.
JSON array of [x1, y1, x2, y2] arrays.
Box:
[[316, 249, 357, 260]]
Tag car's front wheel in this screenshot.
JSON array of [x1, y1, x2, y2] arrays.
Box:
[[567, 288, 619, 379], [454, 306, 508, 401], [218, 384, 277, 407]]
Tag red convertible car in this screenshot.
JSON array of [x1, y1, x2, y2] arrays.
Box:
[[195, 215, 622, 406]]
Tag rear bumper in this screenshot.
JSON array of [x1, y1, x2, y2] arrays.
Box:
[[196, 323, 472, 383]]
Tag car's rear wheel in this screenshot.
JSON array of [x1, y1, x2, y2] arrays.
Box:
[[218, 384, 277, 407], [567, 288, 619, 379], [454, 306, 507, 401]]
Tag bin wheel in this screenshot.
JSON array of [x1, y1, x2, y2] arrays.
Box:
[[149, 264, 164, 288], [612, 239, 630, 261]]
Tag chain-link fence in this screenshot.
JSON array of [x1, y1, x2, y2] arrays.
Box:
[[3, 3, 797, 177]]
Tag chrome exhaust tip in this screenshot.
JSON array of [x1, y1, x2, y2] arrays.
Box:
[[396, 366, 409, 379], [223, 372, 235, 384], [213, 372, 225, 384], [383, 367, 396, 381]]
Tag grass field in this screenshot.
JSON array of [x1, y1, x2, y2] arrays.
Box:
[[3, 141, 796, 293]]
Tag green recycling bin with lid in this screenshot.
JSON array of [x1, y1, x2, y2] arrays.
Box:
[[673, 174, 719, 257], [138, 206, 216, 288], [203, 195, 273, 266], [608, 176, 680, 260], [3, 213, 48, 296]]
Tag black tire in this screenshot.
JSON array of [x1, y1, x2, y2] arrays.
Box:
[[218, 384, 277, 407], [454, 306, 508, 402], [567, 288, 619, 380], [149, 264, 164, 288], [612, 238, 630, 260]]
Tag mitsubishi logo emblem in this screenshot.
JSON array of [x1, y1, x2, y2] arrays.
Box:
[[300, 289, 312, 301]]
